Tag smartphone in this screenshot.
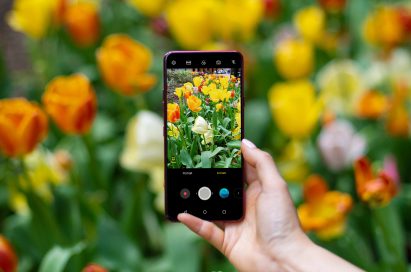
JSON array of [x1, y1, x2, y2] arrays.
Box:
[[163, 51, 244, 221]]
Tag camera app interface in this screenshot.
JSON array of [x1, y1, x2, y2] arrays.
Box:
[[166, 68, 242, 169]]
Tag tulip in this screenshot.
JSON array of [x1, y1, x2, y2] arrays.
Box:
[[386, 84, 409, 137], [121, 111, 164, 172], [274, 38, 314, 80], [268, 80, 322, 139], [167, 123, 180, 138], [187, 95, 202, 112], [216, 103, 224, 112], [356, 90, 388, 119], [363, 6, 405, 49], [192, 116, 210, 134], [42, 74, 97, 134], [10, 148, 69, 214], [0, 98, 48, 157], [120, 111, 164, 212], [213, 0, 263, 42], [277, 140, 309, 182], [354, 157, 398, 207], [63, 1, 100, 47], [0, 235, 18, 272], [297, 175, 353, 240], [318, 0, 346, 13], [165, 0, 214, 49], [82, 263, 107, 272], [7, 0, 56, 39], [128, 0, 166, 17], [174, 87, 183, 99], [317, 120, 366, 172], [263, 0, 281, 19], [294, 6, 325, 44], [167, 103, 180, 123], [317, 59, 364, 115], [97, 34, 156, 95], [193, 76, 203, 87]]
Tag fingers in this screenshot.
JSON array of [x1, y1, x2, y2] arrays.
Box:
[[241, 139, 285, 191], [178, 213, 224, 253]]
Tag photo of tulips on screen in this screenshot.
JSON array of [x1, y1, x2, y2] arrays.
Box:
[[166, 68, 242, 169]]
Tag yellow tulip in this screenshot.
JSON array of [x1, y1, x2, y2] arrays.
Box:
[[7, 0, 58, 39], [128, 0, 166, 17], [274, 38, 314, 80], [174, 87, 183, 98], [165, 0, 214, 49], [216, 103, 224, 112], [193, 76, 203, 87], [187, 95, 202, 112], [268, 80, 323, 139], [317, 60, 363, 114], [10, 148, 68, 214], [213, 0, 263, 42], [294, 6, 325, 44], [277, 140, 309, 182], [167, 123, 180, 138]]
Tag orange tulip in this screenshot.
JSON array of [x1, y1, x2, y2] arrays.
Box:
[[97, 34, 156, 96], [167, 103, 180, 123], [356, 90, 388, 119], [64, 1, 100, 47], [82, 264, 107, 272], [298, 175, 353, 240], [386, 83, 409, 137], [0, 98, 48, 157], [354, 157, 398, 207], [42, 74, 97, 134], [0, 235, 18, 272], [187, 95, 202, 112], [363, 6, 405, 49]]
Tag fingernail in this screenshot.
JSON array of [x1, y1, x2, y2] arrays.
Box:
[[242, 138, 256, 149]]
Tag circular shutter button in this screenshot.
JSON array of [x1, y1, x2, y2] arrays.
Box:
[[198, 187, 212, 201]]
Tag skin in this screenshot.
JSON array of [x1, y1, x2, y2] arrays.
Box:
[[178, 139, 364, 272]]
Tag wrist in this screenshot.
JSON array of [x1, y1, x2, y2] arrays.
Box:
[[267, 231, 316, 272]]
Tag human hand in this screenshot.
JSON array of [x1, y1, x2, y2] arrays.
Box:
[[178, 139, 362, 272]]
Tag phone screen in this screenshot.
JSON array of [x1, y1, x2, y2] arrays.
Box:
[[163, 51, 244, 221]]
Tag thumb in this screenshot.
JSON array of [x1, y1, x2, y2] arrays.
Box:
[[241, 139, 285, 191]]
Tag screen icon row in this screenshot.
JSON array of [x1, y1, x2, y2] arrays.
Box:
[[170, 60, 236, 66]]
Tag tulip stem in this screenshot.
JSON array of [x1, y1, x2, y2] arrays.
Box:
[[82, 134, 106, 191]]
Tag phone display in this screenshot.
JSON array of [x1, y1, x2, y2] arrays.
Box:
[[163, 51, 244, 221]]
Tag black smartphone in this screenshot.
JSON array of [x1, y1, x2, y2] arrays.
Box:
[[163, 51, 244, 221]]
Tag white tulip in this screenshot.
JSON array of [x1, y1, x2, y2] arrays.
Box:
[[192, 116, 209, 134], [317, 120, 366, 172], [120, 110, 164, 172]]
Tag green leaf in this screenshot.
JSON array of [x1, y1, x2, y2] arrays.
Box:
[[227, 140, 241, 149], [244, 100, 270, 146], [39, 242, 86, 272], [180, 149, 193, 168], [224, 157, 233, 168], [210, 147, 225, 158], [201, 151, 212, 168], [94, 216, 142, 271]]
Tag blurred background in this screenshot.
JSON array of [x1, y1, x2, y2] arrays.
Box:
[[0, 0, 410, 271]]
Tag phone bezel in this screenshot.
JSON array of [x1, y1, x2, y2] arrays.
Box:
[[163, 51, 245, 222]]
